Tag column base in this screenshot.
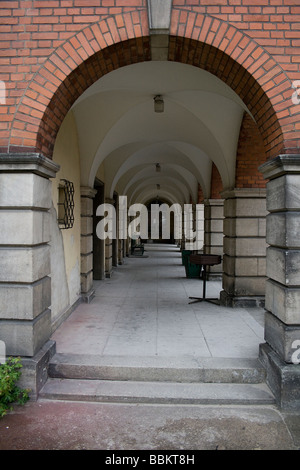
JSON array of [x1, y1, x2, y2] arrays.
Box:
[[207, 272, 222, 281], [259, 342, 300, 410], [1, 309, 52, 357], [18, 340, 56, 400], [220, 290, 265, 308]]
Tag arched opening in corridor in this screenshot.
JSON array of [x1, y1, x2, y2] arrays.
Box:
[[2, 4, 299, 409], [49, 58, 269, 362]]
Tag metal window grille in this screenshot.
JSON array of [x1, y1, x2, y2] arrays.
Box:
[[58, 179, 75, 229]]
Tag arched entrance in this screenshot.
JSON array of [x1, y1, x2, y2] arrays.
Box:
[[1, 7, 300, 409]]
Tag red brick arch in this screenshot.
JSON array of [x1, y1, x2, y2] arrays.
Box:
[[9, 11, 150, 156], [169, 9, 298, 159], [8, 9, 298, 160]]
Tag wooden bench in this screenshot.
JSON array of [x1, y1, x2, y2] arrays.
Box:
[[131, 244, 144, 255]]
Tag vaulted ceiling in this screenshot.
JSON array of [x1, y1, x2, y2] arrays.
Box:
[[68, 60, 248, 204]]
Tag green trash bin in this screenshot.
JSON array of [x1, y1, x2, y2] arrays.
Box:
[[182, 250, 201, 278], [185, 257, 201, 278], [181, 250, 192, 266]]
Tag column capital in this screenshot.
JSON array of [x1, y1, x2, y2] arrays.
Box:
[[220, 187, 266, 199], [0, 153, 60, 179], [259, 154, 300, 180], [105, 197, 115, 205], [80, 186, 97, 198], [204, 198, 224, 206]]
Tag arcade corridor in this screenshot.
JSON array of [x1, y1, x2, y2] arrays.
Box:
[[51, 244, 264, 360]]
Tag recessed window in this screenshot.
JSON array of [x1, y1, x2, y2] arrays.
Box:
[[58, 179, 75, 229]]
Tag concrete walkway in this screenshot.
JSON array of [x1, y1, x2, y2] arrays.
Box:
[[51, 244, 265, 359], [1, 244, 299, 450]]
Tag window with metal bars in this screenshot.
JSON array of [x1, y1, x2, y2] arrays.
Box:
[[57, 179, 75, 229]]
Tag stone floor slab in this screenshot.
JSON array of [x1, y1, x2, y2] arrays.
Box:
[[51, 244, 265, 360]]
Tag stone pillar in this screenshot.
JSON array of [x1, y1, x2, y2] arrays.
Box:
[[112, 194, 118, 267], [220, 188, 267, 307], [80, 186, 97, 303], [118, 239, 124, 265], [0, 154, 59, 396], [180, 209, 185, 251], [195, 203, 204, 252], [117, 194, 123, 264], [105, 197, 115, 278], [259, 155, 300, 410], [204, 199, 224, 279]]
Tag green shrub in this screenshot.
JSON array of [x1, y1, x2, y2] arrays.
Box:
[[0, 357, 30, 418]]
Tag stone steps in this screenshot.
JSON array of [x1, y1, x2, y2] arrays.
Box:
[[47, 353, 267, 383], [38, 353, 275, 405], [40, 378, 275, 405]]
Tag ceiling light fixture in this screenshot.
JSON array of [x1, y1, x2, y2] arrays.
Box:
[[154, 95, 164, 113]]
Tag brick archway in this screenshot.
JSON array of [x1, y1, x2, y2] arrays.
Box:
[[169, 9, 298, 159], [8, 11, 150, 157], [8, 10, 298, 160]]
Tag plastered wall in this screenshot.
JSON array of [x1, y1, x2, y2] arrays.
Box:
[[50, 112, 81, 328]]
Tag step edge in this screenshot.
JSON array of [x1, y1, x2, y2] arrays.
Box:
[[48, 363, 266, 384], [39, 379, 275, 405]]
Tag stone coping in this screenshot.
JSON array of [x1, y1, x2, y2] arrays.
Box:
[[0, 153, 60, 179]]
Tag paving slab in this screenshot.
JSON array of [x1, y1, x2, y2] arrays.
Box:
[[51, 244, 265, 360]]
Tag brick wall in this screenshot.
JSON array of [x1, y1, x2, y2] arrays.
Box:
[[198, 183, 204, 203], [170, 1, 300, 159], [0, 1, 148, 155], [210, 163, 223, 198], [198, 164, 223, 202], [172, 0, 300, 82], [235, 112, 267, 188], [0, 1, 299, 160]]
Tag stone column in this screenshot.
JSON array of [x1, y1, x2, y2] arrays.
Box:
[[220, 188, 267, 307], [195, 203, 204, 252], [0, 154, 59, 396], [80, 186, 97, 303], [259, 155, 300, 410], [118, 239, 124, 265], [204, 199, 224, 279], [180, 209, 185, 251], [105, 197, 115, 278], [112, 194, 118, 267]]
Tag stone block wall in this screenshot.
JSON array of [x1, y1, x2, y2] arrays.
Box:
[[80, 187, 97, 302], [221, 188, 267, 307], [259, 156, 300, 409], [0, 155, 59, 357]]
